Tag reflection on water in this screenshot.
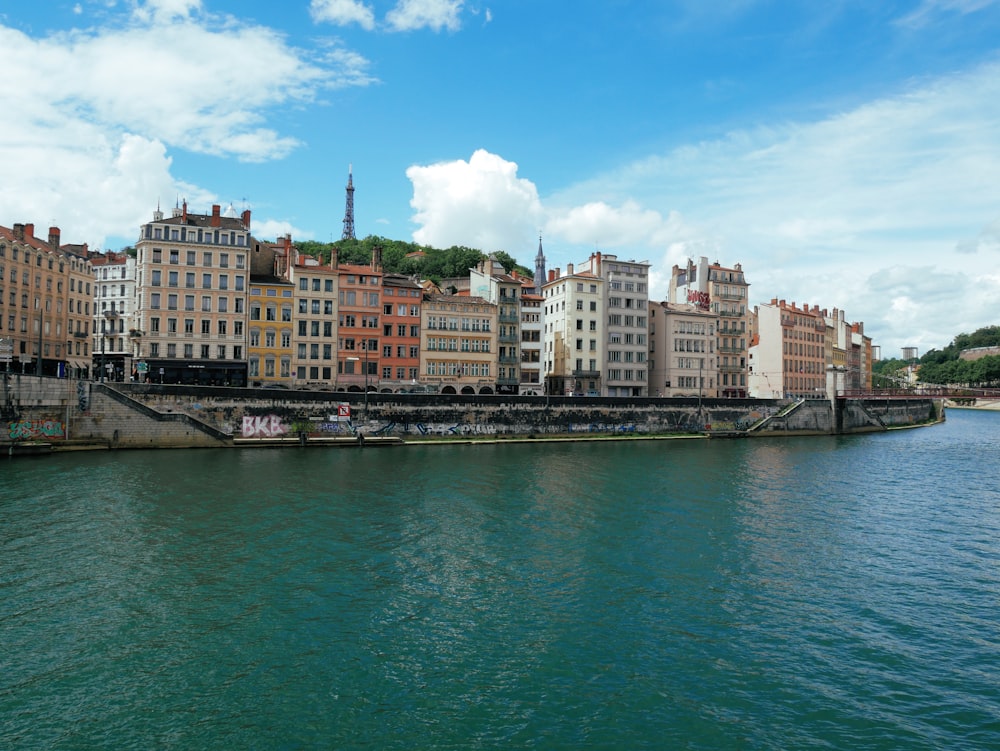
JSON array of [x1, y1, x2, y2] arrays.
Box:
[[2, 412, 999, 749]]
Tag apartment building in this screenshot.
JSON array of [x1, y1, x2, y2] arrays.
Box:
[[336, 250, 382, 392], [0, 222, 93, 378], [247, 267, 295, 387], [133, 203, 249, 385], [470, 257, 522, 394], [279, 247, 339, 388], [669, 256, 751, 397], [542, 264, 604, 396], [381, 273, 423, 391], [648, 301, 719, 398], [518, 284, 543, 395], [421, 293, 498, 393], [748, 299, 828, 399], [92, 252, 136, 381], [576, 252, 650, 396]]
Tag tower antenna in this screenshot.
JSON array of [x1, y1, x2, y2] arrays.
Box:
[[342, 164, 356, 240]]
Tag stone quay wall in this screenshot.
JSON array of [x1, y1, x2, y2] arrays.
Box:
[[3, 376, 943, 451]]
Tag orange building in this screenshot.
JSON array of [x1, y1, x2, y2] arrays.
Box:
[[336, 249, 383, 392], [380, 273, 423, 391]]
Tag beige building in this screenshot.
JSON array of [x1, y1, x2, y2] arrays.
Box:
[[669, 256, 751, 397], [648, 301, 719, 398], [421, 293, 498, 393], [133, 202, 250, 385], [470, 257, 522, 394]]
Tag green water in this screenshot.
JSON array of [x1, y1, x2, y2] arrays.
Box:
[[2, 410, 999, 749]]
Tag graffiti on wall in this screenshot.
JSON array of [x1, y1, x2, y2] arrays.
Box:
[[8, 419, 67, 440], [241, 415, 288, 438], [241, 414, 358, 438]]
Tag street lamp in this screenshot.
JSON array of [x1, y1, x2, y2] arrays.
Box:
[[346, 356, 362, 419], [361, 339, 369, 417]]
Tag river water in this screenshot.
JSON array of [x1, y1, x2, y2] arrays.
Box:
[[2, 409, 999, 749]]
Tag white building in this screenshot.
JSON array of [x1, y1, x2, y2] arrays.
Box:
[[542, 263, 604, 396], [92, 251, 137, 381]]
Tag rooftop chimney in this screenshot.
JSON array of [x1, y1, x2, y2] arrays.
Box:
[[241, 209, 251, 230], [48, 227, 61, 248], [182, 200, 188, 223], [211, 204, 221, 227], [13, 223, 24, 241], [24, 223, 34, 239]]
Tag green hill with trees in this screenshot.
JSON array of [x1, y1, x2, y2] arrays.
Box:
[[874, 325, 1000, 387], [295, 235, 530, 284]]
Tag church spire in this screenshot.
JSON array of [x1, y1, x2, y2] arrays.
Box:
[[534, 234, 547, 294]]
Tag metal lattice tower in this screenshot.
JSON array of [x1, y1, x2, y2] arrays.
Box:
[[342, 164, 356, 240]]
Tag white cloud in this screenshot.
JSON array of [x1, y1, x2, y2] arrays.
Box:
[[407, 149, 542, 251], [310, 0, 376, 30], [0, 8, 373, 248], [897, 0, 1000, 28], [407, 61, 1000, 355], [387, 0, 464, 32]]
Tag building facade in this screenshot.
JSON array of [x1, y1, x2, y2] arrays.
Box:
[[92, 252, 136, 381], [648, 301, 719, 398], [421, 293, 497, 393], [381, 274, 423, 392], [0, 222, 93, 378], [336, 251, 382, 392], [518, 285, 543, 395], [576, 252, 650, 396], [542, 264, 604, 396], [669, 256, 751, 397], [134, 203, 250, 385], [470, 258, 522, 394]]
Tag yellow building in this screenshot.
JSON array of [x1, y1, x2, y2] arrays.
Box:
[[247, 272, 295, 387]]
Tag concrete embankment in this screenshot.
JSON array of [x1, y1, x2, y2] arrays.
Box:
[[2, 376, 944, 454]]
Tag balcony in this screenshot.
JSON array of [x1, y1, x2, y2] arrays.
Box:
[[717, 291, 743, 300], [499, 355, 519, 365], [499, 313, 518, 324], [572, 369, 601, 378], [718, 309, 743, 317], [718, 362, 744, 372], [499, 333, 517, 343]]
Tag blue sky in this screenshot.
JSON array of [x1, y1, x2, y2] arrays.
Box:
[[2, 0, 999, 357]]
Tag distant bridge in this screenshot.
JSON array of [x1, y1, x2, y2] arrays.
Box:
[[839, 387, 1000, 400]]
